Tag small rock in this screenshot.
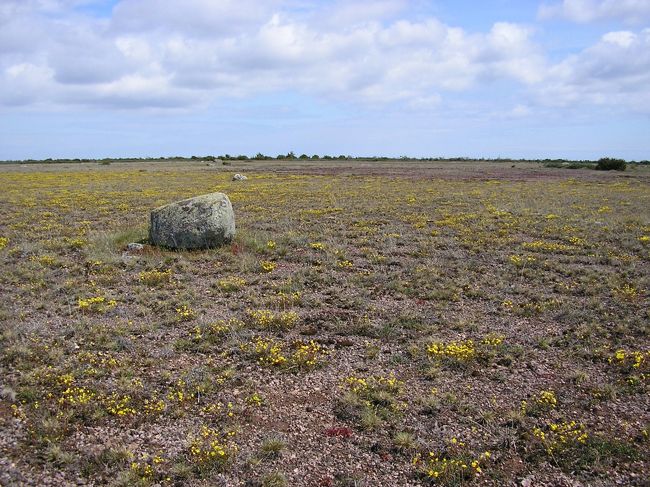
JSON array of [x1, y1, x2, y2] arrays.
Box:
[[232, 173, 248, 181], [126, 242, 144, 251]]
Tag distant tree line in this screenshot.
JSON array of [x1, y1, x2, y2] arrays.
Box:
[[1, 154, 647, 169]]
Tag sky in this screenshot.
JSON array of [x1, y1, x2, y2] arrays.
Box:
[[1, 0, 649, 160]]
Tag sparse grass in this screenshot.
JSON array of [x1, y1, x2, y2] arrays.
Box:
[[393, 431, 417, 451], [0, 160, 648, 486], [259, 436, 287, 459], [261, 471, 288, 487], [86, 225, 148, 262]]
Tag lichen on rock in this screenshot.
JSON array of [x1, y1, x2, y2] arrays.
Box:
[[149, 192, 235, 250]]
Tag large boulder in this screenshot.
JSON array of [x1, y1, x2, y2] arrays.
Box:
[[149, 192, 235, 250]]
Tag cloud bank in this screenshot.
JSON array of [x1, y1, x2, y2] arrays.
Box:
[[1, 0, 649, 115]]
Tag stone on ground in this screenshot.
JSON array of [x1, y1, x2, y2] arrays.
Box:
[[149, 192, 235, 250], [232, 174, 248, 181]]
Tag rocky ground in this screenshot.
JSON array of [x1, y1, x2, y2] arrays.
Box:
[[0, 160, 648, 486]]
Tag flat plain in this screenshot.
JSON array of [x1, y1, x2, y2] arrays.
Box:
[[0, 160, 648, 486]]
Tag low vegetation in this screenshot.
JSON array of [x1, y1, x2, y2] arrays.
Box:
[[0, 159, 648, 485]]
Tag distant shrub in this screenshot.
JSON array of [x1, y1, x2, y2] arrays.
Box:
[[596, 158, 626, 171], [544, 161, 593, 170]]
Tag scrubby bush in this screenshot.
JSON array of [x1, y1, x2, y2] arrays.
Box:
[[596, 157, 626, 171]]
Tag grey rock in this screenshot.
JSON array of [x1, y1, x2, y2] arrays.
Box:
[[232, 173, 248, 181], [126, 242, 144, 251], [149, 192, 235, 250]]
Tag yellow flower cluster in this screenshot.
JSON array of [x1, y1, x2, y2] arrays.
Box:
[[292, 340, 327, 369], [57, 373, 75, 386], [521, 389, 558, 416], [273, 291, 302, 307], [522, 240, 572, 252], [130, 461, 154, 480], [130, 453, 166, 481], [64, 237, 87, 249], [613, 284, 641, 301], [509, 255, 537, 266], [58, 386, 95, 406], [143, 397, 166, 415], [252, 337, 287, 366], [342, 373, 403, 396], [78, 296, 117, 313], [217, 276, 246, 292], [248, 337, 328, 369], [138, 269, 172, 286], [31, 254, 56, 266], [536, 390, 557, 409], [188, 425, 237, 468], [260, 260, 276, 273], [533, 420, 588, 455], [481, 335, 504, 347], [76, 350, 120, 368], [0, 237, 9, 250], [567, 236, 586, 246], [375, 373, 402, 393], [246, 393, 264, 407], [344, 376, 368, 393], [416, 450, 491, 481], [309, 242, 325, 250], [104, 393, 137, 416], [246, 309, 299, 330], [167, 379, 190, 404], [434, 213, 477, 228], [608, 349, 649, 383], [175, 304, 196, 321], [191, 325, 203, 341], [427, 340, 476, 362], [201, 401, 235, 418], [209, 318, 242, 334]]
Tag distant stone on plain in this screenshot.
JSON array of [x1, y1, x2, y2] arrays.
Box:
[[232, 174, 248, 181], [149, 192, 235, 250]]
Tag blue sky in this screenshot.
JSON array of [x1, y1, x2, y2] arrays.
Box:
[[1, 0, 649, 160]]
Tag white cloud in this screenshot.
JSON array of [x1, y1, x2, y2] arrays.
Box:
[[539, 0, 650, 24], [0, 0, 648, 115], [601, 30, 636, 47], [110, 0, 284, 36], [0, 1, 550, 110], [1, 63, 55, 106], [535, 28, 650, 112]]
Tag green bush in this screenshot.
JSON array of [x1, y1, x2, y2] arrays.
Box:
[[596, 158, 626, 171]]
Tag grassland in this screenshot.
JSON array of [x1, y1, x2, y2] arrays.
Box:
[[0, 160, 648, 486]]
